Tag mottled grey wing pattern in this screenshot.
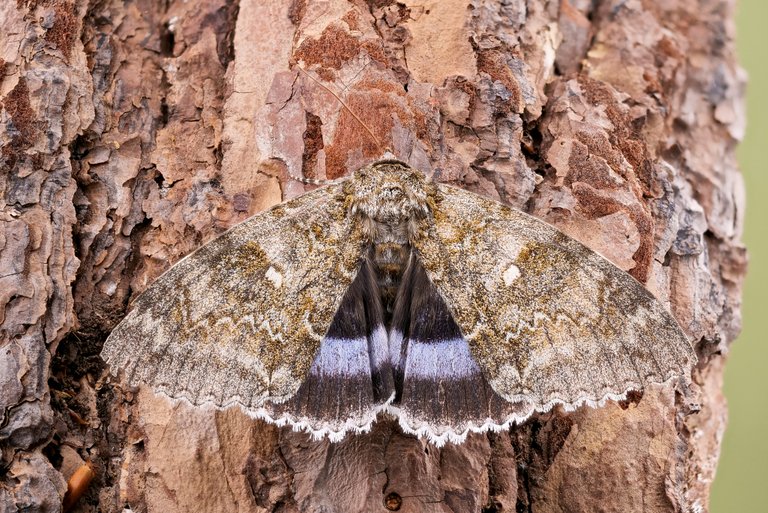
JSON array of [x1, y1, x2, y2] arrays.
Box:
[[101, 183, 368, 410], [413, 183, 696, 412]]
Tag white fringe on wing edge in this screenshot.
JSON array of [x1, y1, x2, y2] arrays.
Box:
[[149, 387, 397, 443], [138, 373, 680, 448], [387, 388, 638, 447]]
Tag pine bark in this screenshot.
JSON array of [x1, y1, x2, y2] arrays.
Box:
[[0, 1, 747, 512]]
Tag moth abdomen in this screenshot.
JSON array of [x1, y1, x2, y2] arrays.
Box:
[[371, 241, 411, 316]]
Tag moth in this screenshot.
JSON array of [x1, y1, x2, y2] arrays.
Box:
[[101, 159, 695, 446]]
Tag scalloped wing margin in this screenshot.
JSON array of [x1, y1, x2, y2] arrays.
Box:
[[411, 183, 696, 417], [101, 183, 369, 409]]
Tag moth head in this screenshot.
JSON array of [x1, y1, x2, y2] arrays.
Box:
[[347, 160, 433, 229]]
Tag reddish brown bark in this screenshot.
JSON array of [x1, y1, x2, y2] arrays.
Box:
[[0, 1, 746, 512]]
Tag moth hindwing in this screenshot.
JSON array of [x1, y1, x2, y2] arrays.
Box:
[[101, 159, 696, 446]]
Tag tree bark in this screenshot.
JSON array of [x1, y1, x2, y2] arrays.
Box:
[[0, 0, 747, 512]]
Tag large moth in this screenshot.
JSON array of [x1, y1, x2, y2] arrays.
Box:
[[101, 159, 695, 446]]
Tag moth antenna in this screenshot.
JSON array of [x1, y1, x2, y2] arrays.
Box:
[[296, 66, 385, 154]]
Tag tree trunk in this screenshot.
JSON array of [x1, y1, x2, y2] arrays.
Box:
[[0, 0, 747, 512]]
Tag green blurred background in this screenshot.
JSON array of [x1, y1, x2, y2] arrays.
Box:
[[710, 0, 768, 511]]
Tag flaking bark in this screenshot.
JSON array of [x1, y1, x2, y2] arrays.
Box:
[[0, 1, 746, 512]]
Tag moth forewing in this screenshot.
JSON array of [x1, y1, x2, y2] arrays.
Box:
[[101, 183, 368, 409], [412, 183, 695, 410]]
